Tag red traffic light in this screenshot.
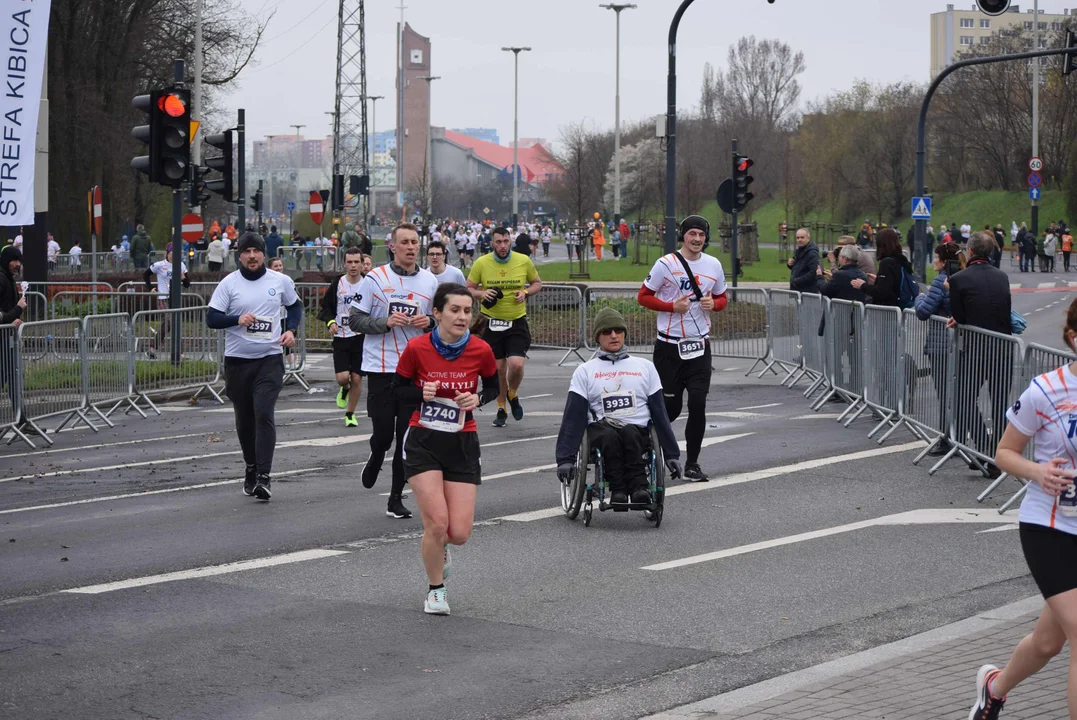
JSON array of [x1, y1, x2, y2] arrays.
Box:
[[158, 93, 186, 118], [736, 158, 754, 173]]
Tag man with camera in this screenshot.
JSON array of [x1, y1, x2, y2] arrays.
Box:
[[466, 226, 542, 428]]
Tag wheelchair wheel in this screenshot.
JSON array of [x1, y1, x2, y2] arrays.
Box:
[[561, 430, 588, 519], [649, 425, 666, 528]]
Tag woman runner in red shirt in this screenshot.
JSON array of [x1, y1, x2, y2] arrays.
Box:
[[393, 283, 499, 615]]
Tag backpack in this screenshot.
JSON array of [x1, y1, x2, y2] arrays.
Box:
[[897, 267, 918, 310]]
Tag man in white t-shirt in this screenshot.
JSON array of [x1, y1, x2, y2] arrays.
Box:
[[638, 215, 728, 482], [426, 240, 466, 285], [207, 232, 302, 501], [555, 308, 681, 506], [46, 233, 60, 271], [69, 239, 82, 268], [317, 247, 367, 427], [960, 222, 972, 243], [348, 223, 438, 519], [144, 250, 189, 308]]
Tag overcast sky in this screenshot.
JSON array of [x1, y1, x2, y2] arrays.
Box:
[[228, 0, 1053, 148]]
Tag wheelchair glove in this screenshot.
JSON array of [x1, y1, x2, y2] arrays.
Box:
[[556, 463, 575, 484], [664, 458, 683, 480]]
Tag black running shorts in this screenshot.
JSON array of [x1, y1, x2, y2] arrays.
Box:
[[1020, 522, 1077, 599], [482, 316, 531, 360], [403, 426, 482, 485], [653, 338, 712, 396], [332, 334, 365, 376]]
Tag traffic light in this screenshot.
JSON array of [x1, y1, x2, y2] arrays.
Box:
[[188, 166, 210, 208], [356, 174, 370, 197], [974, 0, 1011, 15], [131, 88, 190, 186], [732, 153, 755, 213], [132, 91, 161, 181], [1064, 30, 1077, 78], [204, 130, 234, 201], [250, 182, 263, 213], [333, 174, 345, 211]]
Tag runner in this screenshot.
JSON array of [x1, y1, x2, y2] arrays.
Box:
[[465, 226, 542, 428], [144, 249, 190, 357], [967, 299, 1077, 720], [636, 215, 728, 482], [393, 282, 499, 615], [349, 223, 439, 520], [318, 247, 367, 427], [207, 232, 302, 500], [426, 240, 466, 286]]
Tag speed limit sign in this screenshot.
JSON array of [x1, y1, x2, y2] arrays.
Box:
[[1029, 157, 1044, 172]]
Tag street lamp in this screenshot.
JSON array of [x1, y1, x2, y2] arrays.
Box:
[[600, 4, 636, 228], [416, 76, 440, 222], [502, 46, 531, 229], [363, 95, 384, 225]]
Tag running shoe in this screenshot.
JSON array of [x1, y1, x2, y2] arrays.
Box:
[[424, 587, 450, 615], [509, 396, 524, 421], [492, 408, 508, 427], [969, 664, 1006, 720], [362, 452, 383, 489], [253, 474, 272, 501], [443, 546, 452, 580], [336, 385, 349, 409], [683, 463, 710, 483], [344, 413, 358, 428], [243, 464, 257, 496], [386, 495, 412, 519]]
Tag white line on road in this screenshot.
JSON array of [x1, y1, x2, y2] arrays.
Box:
[[500, 441, 925, 523], [791, 413, 842, 420], [62, 548, 350, 595], [1038, 282, 1057, 289], [977, 523, 1020, 534], [640, 508, 1013, 571], [520, 394, 554, 400], [1010, 284, 1022, 290], [0, 431, 212, 460], [737, 403, 782, 410], [0, 435, 372, 483]]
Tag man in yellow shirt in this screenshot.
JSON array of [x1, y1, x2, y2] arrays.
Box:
[[467, 226, 542, 427]]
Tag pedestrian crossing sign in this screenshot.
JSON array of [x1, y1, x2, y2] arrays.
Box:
[[911, 197, 932, 220]]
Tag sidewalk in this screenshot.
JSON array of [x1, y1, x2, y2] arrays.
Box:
[[648, 596, 1070, 720]]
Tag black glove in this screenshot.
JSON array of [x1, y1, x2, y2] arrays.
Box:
[[556, 462, 575, 484], [664, 458, 683, 480]]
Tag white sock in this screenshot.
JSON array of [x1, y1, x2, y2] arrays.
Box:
[[988, 674, 1004, 699]]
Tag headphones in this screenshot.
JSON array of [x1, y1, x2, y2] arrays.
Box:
[[678, 215, 710, 245]]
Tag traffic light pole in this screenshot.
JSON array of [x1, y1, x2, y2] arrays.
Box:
[[730, 139, 739, 289], [662, 0, 694, 254], [238, 109, 246, 231], [913, 44, 1077, 282], [171, 59, 185, 365]]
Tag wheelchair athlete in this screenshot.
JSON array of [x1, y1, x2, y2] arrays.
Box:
[[555, 308, 682, 505]]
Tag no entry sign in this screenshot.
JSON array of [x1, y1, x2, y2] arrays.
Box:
[[309, 191, 325, 225], [181, 213, 203, 242]]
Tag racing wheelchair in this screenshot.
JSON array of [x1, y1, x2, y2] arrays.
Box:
[[560, 422, 667, 528]]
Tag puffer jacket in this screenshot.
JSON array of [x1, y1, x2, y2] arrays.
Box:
[[913, 272, 950, 356], [788, 242, 820, 292]]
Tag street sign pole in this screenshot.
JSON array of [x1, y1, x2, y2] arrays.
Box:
[[730, 139, 739, 289], [171, 59, 185, 366]]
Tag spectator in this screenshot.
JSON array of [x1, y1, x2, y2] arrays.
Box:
[[1020, 223, 1036, 273], [1035, 229, 1047, 272], [1063, 228, 1074, 272], [207, 234, 226, 272], [786, 227, 819, 292], [515, 229, 533, 257], [619, 225, 628, 260], [827, 235, 876, 277], [590, 225, 605, 261], [915, 243, 963, 456], [993, 225, 1006, 268], [817, 244, 868, 302], [130, 224, 153, 269], [852, 228, 915, 308], [611, 227, 621, 260], [69, 238, 82, 268], [1044, 229, 1057, 273], [339, 222, 363, 251], [960, 221, 971, 243], [0, 245, 24, 326], [857, 220, 873, 248], [948, 231, 1012, 478], [264, 225, 284, 263]]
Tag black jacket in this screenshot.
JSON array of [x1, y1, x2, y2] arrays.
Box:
[[789, 242, 820, 292], [949, 259, 1012, 335], [0, 265, 20, 324], [817, 264, 868, 303], [862, 254, 913, 307]]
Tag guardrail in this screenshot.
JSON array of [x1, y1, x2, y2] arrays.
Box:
[[130, 306, 224, 415]]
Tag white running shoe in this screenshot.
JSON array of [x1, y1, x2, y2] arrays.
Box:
[[424, 587, 450, 615]]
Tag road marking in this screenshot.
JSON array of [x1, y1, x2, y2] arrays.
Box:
[[791, 413, 842, 420], [737, 403, 782, 410], [520, 393, 553, 400], [1010, 284, 1022, 290], [1038, 282, 1058, 289], [500, 441, 926, 523], [704, 411, 767, 419], [641, 508, 1013, 571], [1069, 282, 1077, 288], [0, 465, 339, 516], [0, 434, 371, 483], [978, 523, 1020, 534], [678, 432, 753, 452], [0, 431, 212, 460], [62, 548, 350, 595]]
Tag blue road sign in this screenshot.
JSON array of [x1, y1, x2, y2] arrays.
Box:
[[1030, 187, 1042, 200], [911, 197, 932, 220], [1028, 172, 1043, 189], [286, 201, 296, 211]]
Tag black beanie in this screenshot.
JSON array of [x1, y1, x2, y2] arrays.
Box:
[[0, 244, 21, 269], [236, 232, 266, 255], [680, 215, 709, 239]]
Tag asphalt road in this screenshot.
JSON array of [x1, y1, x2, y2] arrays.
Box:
[[0, 276, 1062, 720]]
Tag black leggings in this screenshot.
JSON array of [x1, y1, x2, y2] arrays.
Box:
[[367, 372, 416, 498], [654, 340, 711, 466], [225, 355, 285, 475]]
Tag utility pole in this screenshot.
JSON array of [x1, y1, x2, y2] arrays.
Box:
[[416, 77, 439, 222], [1031, 0, 1041, 237], [365, 95, 384, 224], [170, 59, 185, 365], [600, 4, 636, 228], [291, 123, 305, 231], [397, 3, 407, 211], [238, 108, 246, 232], [502, 47, 531, 229]]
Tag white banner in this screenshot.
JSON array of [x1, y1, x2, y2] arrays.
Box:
[[0, 1, 51, 226]]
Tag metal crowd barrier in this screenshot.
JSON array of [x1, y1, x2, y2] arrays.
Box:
[[901, 309, 954, 462], [282, 320, 310, 390], [854, 305, 905, 443], [130, 306, 224, 414], [0, 324, 20, 445], [796, 294, 829, 398], [764, 289, 802, 383], [9, 319, 98, 446], [295, 282, 331, 352], [50, 290, 205, 320], [811, 299, 864, 421], [711, 287, 772, 375], [83, 313, 141, 420], [526, 283, 586, 365]]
